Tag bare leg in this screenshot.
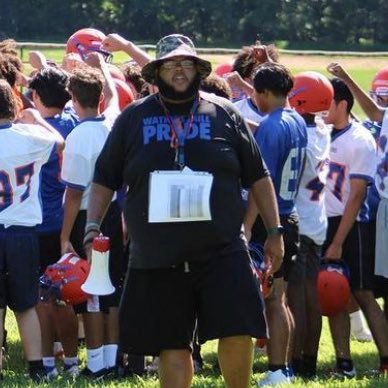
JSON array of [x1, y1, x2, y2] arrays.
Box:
[[83, 312, 104, 349], [159, 349, 193, 388], [354, 290, 388, 356], [104, 306, 119, 344], [218, 335, 253, 388], [15, 307, 43, 360], [328, 310, 351, 359], [265, 278, 290, 366], [53, 305, 78, 357]]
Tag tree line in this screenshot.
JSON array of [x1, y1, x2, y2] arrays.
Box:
[[1, 0, 388, 49]]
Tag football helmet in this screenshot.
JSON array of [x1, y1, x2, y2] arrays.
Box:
[[289, 71, 334, 114], [40, 253, 90, 305], [317, 260, 350, 316], [371, 67, 388, 106], [100, 78, 134, 112], [214, 62, 233, 78], [66, 28, 112, 62], [249, 242, 273, 299]]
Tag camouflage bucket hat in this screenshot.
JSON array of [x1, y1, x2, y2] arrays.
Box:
[[141, 34, 212, 84]]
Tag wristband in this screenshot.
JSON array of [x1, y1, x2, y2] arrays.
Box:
[[267, 225, 285, 236]]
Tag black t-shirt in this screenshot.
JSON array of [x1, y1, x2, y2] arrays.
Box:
[[94, 92, 269, 268]]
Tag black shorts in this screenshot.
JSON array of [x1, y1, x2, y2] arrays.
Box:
[[71, 201, 125, 312], [0, 225, 40, 312], [119, 250, 267, 356], [251, 212, 299, 281], [324, 217, 375, 290], [38, 230, 61, 275], [287, 235, 321, 284]]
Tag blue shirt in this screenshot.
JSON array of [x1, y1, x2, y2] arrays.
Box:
[[36, 110, 78, 233], [254, 108, 307, 215]]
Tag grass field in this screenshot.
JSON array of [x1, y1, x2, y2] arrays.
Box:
[[3, 307, 388, 387], [5, 47, 388, 386]]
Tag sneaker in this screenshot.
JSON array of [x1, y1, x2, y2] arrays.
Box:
[[331, 367, 357, 379], [44, 366, 59, 379], [80, 367, 109, 380], [257, 369, 292, 387], [64, 363, 80, 378], [351, 327, 373, 342]]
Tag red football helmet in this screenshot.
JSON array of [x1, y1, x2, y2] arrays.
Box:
[[66, 28, 112, 62], [289, 71, 334, 114], [214, 62, 233, 78], [317, 260, 350, 316], [371, 67, 388, 99], [40, 253, 90, 305], [100, 78, 135, 112], [249, 243, 273, 299]]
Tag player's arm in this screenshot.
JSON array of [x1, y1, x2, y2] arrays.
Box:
[[327, 63, 384, 123], [18, 108, 65, 151], [85, 52, 118, 112], [60, 187, 83, 255], [101, 33, 152, 68], [83, 183, 115, 259], [325, 178, 368, 260], [249, 176, 284, 274]]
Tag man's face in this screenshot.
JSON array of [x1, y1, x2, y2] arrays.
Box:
[[323, 99, 339, 125], [158, 56, 197, 93], [376, 95, 388, 108]]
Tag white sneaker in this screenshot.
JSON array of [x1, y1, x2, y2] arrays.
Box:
[[351, 327, 373, 342], [64, 364, 80, 378], [257, 369, 292, 387]]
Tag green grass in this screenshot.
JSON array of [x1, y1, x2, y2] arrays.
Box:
[[2, 306, 388, 387]]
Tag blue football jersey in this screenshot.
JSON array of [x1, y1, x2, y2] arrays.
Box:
[[254, 108, 307, 215], [36, 110, 78, 233]]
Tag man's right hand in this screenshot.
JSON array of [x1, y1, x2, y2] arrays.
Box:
[[264, 234, 284, 274]]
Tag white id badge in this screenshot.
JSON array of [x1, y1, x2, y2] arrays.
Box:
[[148, 167, 213, 223]]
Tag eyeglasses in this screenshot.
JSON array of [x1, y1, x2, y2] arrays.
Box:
[[161, 59, 195, 70]]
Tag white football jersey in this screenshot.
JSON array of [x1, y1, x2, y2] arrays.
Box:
[[61, 107, 120, 210], [325, 121, 376, 220], [376, 110, 388, 199], [0, 123, 56, 227], [296, 123, 330, 245], [233, 98, 267, 126]]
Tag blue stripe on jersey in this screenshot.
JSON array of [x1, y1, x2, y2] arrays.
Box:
[[254, 108, 307, 215], [0, 123, 12, 130], [349, 173, 374, 183], [36, 112, 78, 233]]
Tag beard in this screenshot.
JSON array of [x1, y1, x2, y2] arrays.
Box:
[[155, 73, 201, 103]]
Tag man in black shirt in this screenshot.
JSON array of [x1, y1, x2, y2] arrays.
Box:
[[84, 34, 284, 388]]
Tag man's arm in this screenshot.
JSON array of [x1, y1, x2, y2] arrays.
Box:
[[327, 63, 384, 123], [102, 33, 152, 68], [60, 187, 83, 255], [83, 183, 114, 259], [325, 178, 368, 260], [246, 176, 284, 273]]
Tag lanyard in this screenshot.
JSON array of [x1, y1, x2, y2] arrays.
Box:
[[158, 95, 200, 170]]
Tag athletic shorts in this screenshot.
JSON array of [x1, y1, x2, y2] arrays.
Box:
[[251, 212, 300, 281], [324, 217, 375, 290], [71, 201, 125, 312], [119, 249, 267, 356], [38, 230, 61, 275], [287, 235, 321, 284], [0, 225, 40, 312]]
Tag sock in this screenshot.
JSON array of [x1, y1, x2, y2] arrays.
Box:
[[103, 344, 118, 368], [350, 310, 368, 333], [302, 354, 317, 376], [64, 356, 78, 367], [380, 356, 388, 368], [269, 364, 286, 372], [336, 358, 353, 371], [42, 357, 55, 368], [28, 359, 45, 376], [291, 358, 303, 375], [87, 346, 104, 372]]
